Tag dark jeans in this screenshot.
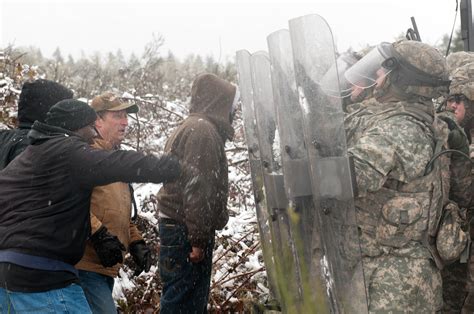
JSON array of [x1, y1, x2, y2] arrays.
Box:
[[159, 220, 215, 314], [78, 270, 116, 314]]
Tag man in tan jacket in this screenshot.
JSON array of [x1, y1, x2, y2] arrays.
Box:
[[76, 92, 152, 314]]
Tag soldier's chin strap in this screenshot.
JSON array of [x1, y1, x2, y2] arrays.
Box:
[[424, 149, 474, 176]]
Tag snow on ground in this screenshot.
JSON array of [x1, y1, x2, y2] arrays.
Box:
[[111, 101, 269, 308]]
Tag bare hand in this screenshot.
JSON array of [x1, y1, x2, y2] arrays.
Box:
[[189, 246, 204, 263]]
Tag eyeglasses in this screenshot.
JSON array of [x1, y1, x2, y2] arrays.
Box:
[[447, 94, 468, 104]]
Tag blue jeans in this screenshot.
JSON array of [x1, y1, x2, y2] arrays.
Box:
[[78, 270, 116, 314], [159, 221, 215, 314], [0, 283, 91, 313]]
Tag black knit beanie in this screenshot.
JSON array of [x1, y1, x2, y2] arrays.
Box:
[[45, 100, 97, 131], [18, 79, 74, 125]]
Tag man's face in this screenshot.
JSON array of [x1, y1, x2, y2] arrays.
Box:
[[95, 110, 129, 146], [447, 95, 467, 123]]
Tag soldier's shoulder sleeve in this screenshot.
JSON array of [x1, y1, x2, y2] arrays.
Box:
[[384, 115, 435, 181], [349, 115, 433, 194]]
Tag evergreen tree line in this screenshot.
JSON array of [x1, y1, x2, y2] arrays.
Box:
[[3, 34, 237, 103], [0, 34, 237, 147]]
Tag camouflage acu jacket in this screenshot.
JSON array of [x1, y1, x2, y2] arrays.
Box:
[[345, 101, 450, 259]]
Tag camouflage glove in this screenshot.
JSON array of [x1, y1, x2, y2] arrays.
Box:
[[439, 113, 458, 130], [129, 240, 152, 276], [448, 129, 470, 155], [439, 114, 470, 155], [90, 226, 126, 268]]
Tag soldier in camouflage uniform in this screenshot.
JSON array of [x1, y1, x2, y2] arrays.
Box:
[[438, 62, 473, 313], [434, 52, 474, 110], [449, 63, 474, 142], [343, 40, 452, 312], [438, 62, 474, 313]]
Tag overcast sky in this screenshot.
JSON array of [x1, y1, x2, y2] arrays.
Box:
[[0, 0, 462, 62]]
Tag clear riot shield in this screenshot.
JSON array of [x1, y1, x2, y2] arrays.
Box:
[[267, 29, 329, 312], [235, 50, 280, 301], [249, 51, 304, 312], [288, 14, 368, 313]]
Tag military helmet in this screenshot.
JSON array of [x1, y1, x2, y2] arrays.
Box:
[[345, 40, 450, 100], [449, 62, 474, 101], [446, 51, 474, 74], [383, 40, 450, 99]]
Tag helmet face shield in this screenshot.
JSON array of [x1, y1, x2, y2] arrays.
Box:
[[344, 43, 392, 89], [320, 53, 358, 98]]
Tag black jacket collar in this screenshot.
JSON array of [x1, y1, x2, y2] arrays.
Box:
[[28, 121, 84, 145]]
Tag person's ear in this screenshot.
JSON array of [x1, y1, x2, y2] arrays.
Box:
[[94, 116, 103, 128]]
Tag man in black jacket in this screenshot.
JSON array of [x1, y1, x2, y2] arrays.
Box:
[[0, 79, 73, 169], [0, 100, 181, 313]]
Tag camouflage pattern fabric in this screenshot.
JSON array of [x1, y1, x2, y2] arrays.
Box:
[[450, 62, 474, 101], [462, 153, 474, 313], [345, 100, 449, 311], [347, 103, 434, 197], [391, 40, 450, 100], [363, 256, 442, 312], [446, 51, 474, 74], [439, 65, 474, 312], [344, 98, 383, 136], [438, 57, 474, 107], [438, 111, 472, 208], [465, 236, 474, 313], [394, 41, 447, 80], [436, 202, 468, 263]]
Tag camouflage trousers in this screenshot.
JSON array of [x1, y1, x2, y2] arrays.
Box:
[[441, 260, 468, 313], [461, 240, 474, 313], [363, 256, 443, 313], [464, 267, 474, 313]]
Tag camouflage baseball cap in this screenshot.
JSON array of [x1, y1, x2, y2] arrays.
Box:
[[449, 62, 474, 101], [90, 92, 139, 113], [446, 51, 474, 74]]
